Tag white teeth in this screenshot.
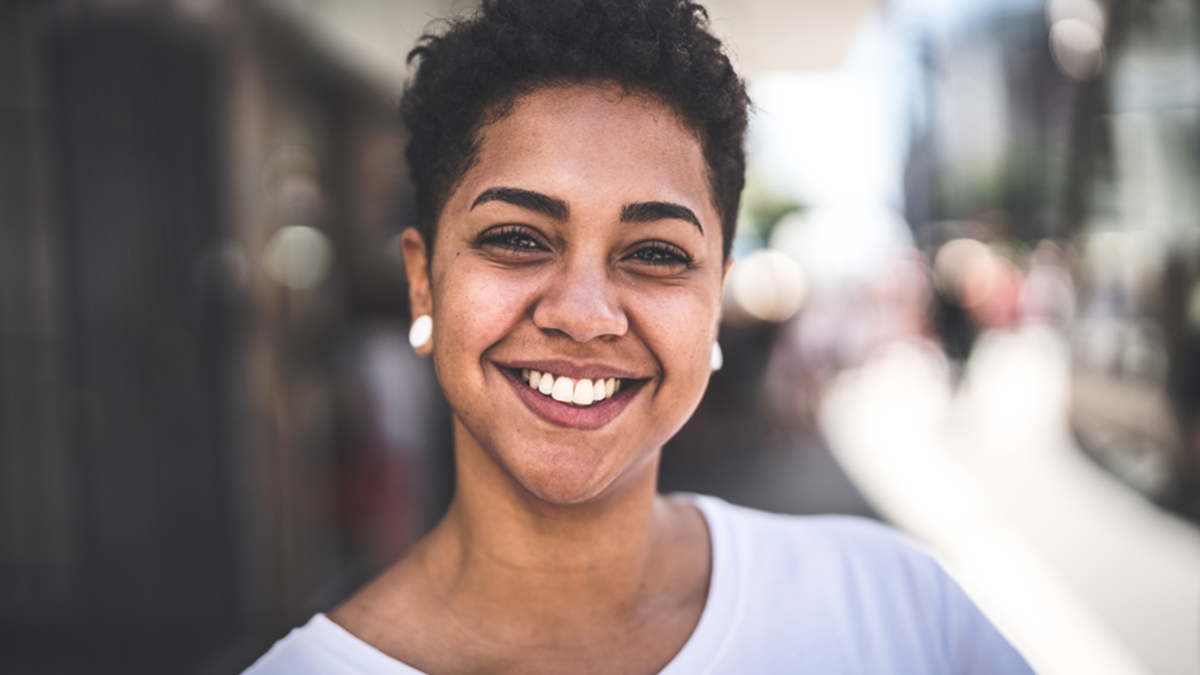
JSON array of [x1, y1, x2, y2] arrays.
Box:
[[551, 376, 574, 403], [522, 370, 624, 407], [573, 379, 594, 405]]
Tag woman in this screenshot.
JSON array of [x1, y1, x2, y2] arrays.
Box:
[[245, 1, 1035, 673]]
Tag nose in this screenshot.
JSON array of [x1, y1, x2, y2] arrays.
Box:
[[532, 256, 628, 343]]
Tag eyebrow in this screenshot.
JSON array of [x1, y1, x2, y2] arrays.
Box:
[[471, 187, 568, 221], [471, 186, 703, 234], [621, 201, 703, 234]]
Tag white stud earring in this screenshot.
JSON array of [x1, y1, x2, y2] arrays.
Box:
[[710, 341, 723, 371], [409, 314, 433, 352]]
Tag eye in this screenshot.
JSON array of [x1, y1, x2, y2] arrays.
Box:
[[626, 241, 693, 268], [476, 225, 547, 253]]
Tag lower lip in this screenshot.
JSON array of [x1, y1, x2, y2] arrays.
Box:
[[499, 367, 642, 431]]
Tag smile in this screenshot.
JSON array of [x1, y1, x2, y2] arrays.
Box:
[[496, 363, 644, 431], [520, 370, 622, 407]]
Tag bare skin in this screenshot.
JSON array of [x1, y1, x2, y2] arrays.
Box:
[[331, 465, 709, 674], [332, 82, 727, 675]]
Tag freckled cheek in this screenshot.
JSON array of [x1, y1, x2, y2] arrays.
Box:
[[627, 287, 721, 379], [433, 268, 535, 360]]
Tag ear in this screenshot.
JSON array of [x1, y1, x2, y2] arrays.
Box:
[[401, 226, 433, 324]]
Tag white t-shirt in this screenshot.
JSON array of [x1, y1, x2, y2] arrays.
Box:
[[243, 495, 1035, 674]]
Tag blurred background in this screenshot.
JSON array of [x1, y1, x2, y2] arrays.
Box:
[[2, 0, 1199, 673]]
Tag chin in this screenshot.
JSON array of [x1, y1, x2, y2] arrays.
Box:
[[504, 441, 645, 507], [522, 482, 608, 507], [513, 453, 617, 506]]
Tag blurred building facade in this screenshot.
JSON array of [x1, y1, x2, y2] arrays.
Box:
[[1066, 0, 1200, 520], [902, 0, 1200, 521], [1, 2, 454, 672]]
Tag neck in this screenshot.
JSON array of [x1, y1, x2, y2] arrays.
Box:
[[329, 420, 712, 675], [419, 422, 679, 624]]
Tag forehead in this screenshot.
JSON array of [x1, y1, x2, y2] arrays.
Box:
[[483, 82, 700, 154], [445, 82, 715, 219]]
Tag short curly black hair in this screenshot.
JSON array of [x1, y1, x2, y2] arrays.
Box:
[[400, 0, 749, 260]]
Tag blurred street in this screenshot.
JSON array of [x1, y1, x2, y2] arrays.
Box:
[[823, 328, 1200, 675]]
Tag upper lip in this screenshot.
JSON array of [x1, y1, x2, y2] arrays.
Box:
[[493, 358, 648, 381]]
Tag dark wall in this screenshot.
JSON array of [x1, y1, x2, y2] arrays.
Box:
[[2, 6, 240, 673]]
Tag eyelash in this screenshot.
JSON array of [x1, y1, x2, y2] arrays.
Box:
[[476, 226, 692, 268], [627, 242, 693, 267], [477, 225, 546, 252]]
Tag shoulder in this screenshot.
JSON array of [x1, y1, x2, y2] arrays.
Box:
[[695, 494, 939, 580], [693, 494, 955, 632], [689, 496, 1036, 674]]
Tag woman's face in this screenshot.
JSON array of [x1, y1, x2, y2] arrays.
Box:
[[405, 82, 727, 505]]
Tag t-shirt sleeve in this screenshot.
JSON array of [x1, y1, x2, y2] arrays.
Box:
[[936, 569, 1037, 675], [240, 614, 427, 675]]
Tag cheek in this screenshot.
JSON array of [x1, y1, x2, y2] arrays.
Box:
[[627, 284, 720, 375], [433, 265, 532, 361]]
